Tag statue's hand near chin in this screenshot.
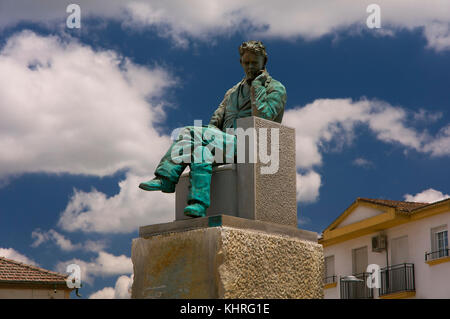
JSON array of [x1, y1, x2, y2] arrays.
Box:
[[252, 70, 267, 86]]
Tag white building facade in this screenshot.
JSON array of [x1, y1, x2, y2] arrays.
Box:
[[320, 198, 450, 299]]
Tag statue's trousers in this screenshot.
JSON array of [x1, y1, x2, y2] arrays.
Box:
[[154, 125, 236, 207]]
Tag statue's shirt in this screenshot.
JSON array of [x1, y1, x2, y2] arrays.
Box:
[[222, 81, 252, 129], [209, 71, 287, 131]]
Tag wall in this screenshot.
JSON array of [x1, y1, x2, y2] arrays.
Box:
[[324, 210, 450, 299], [0, 287, 70, 299], [337, 205, 384, 228]]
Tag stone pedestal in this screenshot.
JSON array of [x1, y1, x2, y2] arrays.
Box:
[[132, 117, 323, 299], [131, 215, 324, 299]]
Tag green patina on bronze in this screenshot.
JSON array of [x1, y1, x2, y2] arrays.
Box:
[[139, 40, 287, 218], [208, 215, 223, 227]]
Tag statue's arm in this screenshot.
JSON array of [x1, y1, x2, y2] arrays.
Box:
[[251, 76, 287, 121], [208, 88, 233, 129]]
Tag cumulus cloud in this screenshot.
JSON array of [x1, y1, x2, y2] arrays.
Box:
[[0, 247, 37, 265], [422, 125, 450, 157], [83, 240, 109, 253], [404, 188, 450, 203], [284, 98, 449, 205], [89, 275, 133, 299], [424, 22, 450, 52], [58, 173, 175, 233], [0, 30, 173, 178], [31, 229, 82, 251], [284, 98, 449, 170], [0, 30, 176, 232], [56, 251, 132, 285], [89, 286, 115, 299], [1, 1, 449, 51], [413, 109, 443, 123], [31, 229, 107, 252], [296, 171, 321, 203]]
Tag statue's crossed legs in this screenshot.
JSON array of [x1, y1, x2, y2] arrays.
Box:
[[139, 125, 236, 218]]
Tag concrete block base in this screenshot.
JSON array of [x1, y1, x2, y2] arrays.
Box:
[[131, 216, 324, 299]]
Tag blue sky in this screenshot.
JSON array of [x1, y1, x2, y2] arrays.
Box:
[[0, 1, 449, 298]]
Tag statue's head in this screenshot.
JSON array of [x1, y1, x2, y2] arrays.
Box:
[[239, 40, 268, 81]]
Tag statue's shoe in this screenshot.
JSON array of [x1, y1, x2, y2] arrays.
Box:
[[184, 203, 206, 218], [139, 177, 175, 193]]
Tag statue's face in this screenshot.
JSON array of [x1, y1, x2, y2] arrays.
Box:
[[240, 51, 265, 81]]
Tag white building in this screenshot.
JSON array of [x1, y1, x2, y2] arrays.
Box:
[[319, 197, 450, 299]]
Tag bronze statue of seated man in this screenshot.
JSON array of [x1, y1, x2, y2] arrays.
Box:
[[139, 40, 287, 218]]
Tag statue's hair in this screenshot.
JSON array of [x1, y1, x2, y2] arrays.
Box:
[[239, 40, 268, 66]]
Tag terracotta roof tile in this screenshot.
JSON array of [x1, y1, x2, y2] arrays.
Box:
[[357, 197, 430, 213], [0, 256, 68, 285]]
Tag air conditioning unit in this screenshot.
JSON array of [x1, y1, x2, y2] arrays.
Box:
[[372, 234, 387, 252]]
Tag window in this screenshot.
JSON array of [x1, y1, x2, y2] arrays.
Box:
[[391, 236, 409, 265], [352, 246, 368, 275], [430, 225, 449, 259], [436, 230, 448, 258], [324, 255, 335, 284]]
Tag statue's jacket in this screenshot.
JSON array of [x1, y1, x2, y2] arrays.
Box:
[[208, 70, 287, 131]]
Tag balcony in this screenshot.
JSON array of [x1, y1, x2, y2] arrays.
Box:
[[425, 248, 450, 266], [379, 263, 415, 298], [323, 275, 337, 289], [340, 272, 373, 299]]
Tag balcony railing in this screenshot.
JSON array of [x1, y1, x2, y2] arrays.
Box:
[[379, 263, 415, 297], [324, 275, 337, 285], [425, 248, 449, 261], [340, 272, 373, 299]]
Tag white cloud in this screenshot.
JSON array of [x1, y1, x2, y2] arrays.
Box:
[[56, 251, 132, 285], [285, 99, 368, 169], [1, 1, 449, 51], [89, 287, 115, 299], [413, 108, 443, 123], [31, 229, 107, 252], [424, 22, 450, 52], [284, 98, 449, 170], [296, 171, 321, 203], [31, 229, 81, 251], [83, 240, 109, 253], [404, 188, 450, 203], [30, 230, 49, 248], [422, 125, 450, 157], [89, 275, 133, 299], [0, 30, 177, 233], [58, 173, 175, 233], [48, 231, 81, 251], [0, 247, 37, 265], [0, 30, 173, 178], [297, 215, 311, 226], [353, 157, 374, 168], [284, 98, 449, 204]]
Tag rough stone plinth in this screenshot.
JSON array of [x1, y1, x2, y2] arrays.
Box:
[[132, 215, 324, 299]]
